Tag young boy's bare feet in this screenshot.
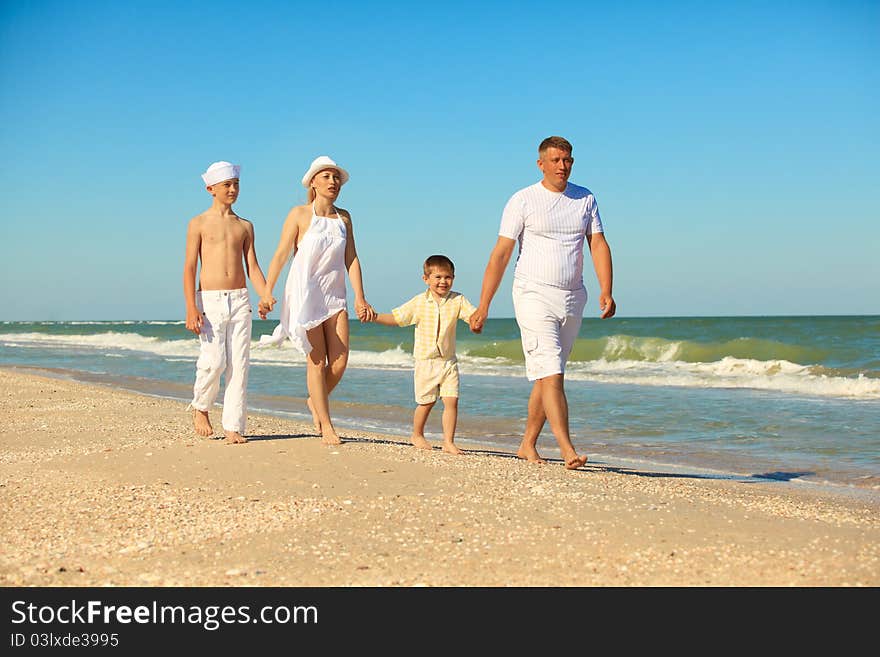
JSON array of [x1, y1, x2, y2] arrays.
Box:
[[516, 446, 547, 464], [193, 409, 213, 437], [225, 430, 248, 444], [564, 454, 589, 470], [306, 398, 321, 433], [442, 441, 464, 455], [410, 435, 432, 450]]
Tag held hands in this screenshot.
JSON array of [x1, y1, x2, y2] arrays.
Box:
[[356, 299, 377, 323], [258, 295, 276, 320], [469, 307, 488, 334], [599, 293, 617, 319]]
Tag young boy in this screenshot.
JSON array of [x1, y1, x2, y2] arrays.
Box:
[[371, 255, 477, 455], [183, 161, 268, 444]]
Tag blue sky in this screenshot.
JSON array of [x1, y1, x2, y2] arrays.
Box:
[[1, 0, 877, 320]]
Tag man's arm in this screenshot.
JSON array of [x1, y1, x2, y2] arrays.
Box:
[[586, 231, 616, 319], [469, 236, 516, 333], [183, 218, 203, 335]]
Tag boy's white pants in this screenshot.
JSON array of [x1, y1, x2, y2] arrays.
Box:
[[190, 288, 252, 433]]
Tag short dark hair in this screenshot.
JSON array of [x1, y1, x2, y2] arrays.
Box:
[[423, 254, 455, 275], [539, 136, 573, 155]]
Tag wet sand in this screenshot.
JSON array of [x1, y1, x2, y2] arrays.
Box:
[[1, 367, 878, 586]]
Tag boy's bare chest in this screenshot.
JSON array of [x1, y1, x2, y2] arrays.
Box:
[[202, 220, 246, 249]]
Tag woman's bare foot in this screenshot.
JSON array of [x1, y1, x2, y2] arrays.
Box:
[[516, 446, 547, 464], [442, 441, 464, 455], [193, 409, 213, 437], [306, 398, 321, 433], [321, 426, 342, 445], [564, 454, 589, 470], [410, 435, 432, 450], [225, 431, 248, 444]]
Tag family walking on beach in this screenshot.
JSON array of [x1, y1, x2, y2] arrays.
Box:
[[182, 136, 616, 469]]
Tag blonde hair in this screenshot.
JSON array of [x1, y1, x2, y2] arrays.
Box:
[[306, 168, 343, 203]]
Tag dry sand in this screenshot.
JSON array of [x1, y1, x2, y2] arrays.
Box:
[[1, 367, 878, 587]]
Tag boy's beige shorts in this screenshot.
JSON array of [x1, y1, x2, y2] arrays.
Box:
[[413, 358, 459, 404]]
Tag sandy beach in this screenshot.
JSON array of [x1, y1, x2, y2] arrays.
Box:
[[1, 367, 878, 587]]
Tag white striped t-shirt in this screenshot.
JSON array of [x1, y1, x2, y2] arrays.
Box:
[[498, 182, 604, 291]]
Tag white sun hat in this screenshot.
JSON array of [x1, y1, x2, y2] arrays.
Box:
[[201, 161, 240, 186], [301, 155, 350, 188]]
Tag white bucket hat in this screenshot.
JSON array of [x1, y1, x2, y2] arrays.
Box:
[[201, 161, 240, 186], [301, 155, 349, 188]]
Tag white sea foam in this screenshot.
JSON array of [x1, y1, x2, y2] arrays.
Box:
[[3, 332, 878, 399], [563, 357, 880, 399], [0, 332, 199, 357]]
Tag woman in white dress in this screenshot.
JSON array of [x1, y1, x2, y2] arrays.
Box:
[[259, 156, 376, 444]]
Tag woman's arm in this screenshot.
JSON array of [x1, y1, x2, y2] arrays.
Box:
[[260, 207, 302, 313], [341, 211, 376, 321]]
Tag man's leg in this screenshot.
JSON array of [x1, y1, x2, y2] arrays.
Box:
[[513, 281, 587, 468], [517, 382, 547, 463], [539, 373, 586, 469]]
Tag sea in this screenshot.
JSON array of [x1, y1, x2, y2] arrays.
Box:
[[2, 315, 879, 497]]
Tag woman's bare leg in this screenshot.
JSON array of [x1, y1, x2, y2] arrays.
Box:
[[305, 320, 341, 445], [323, 310, 350, 395]]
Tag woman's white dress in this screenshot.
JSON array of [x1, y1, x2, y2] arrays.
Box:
[[259, 206, 347, 355]]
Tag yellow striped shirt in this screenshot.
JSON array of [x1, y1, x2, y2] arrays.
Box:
[[392, 290, 477, 361]]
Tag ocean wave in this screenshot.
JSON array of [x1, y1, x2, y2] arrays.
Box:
[[0, 332, 198, 357], [3, 332, 878, 399], [560, 357, 880, 399], [463, 334, 832, 365]]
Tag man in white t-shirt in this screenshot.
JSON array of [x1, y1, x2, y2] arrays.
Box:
[[470, 136, 616, 469]]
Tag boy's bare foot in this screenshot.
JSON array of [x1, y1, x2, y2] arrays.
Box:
[[193, 409, 213, 437], [516, 447, 547, 464], [306, 398, 321, 433], [410, 435, 432, 450], [564, 454, 589, 470], [225, 431, 248, 444], [442, 441, 464, 455]]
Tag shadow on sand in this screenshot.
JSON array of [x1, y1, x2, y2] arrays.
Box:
[[238, 434, 816, 485]]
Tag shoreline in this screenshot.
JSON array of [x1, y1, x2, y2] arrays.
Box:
[[6, 363, 879, 500], [2, 366, 879, 586]]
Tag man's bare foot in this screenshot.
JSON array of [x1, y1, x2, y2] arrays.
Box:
[[442, 441, 464, 455], [193, 409, 213, 437], [225, 431, 248, 444], [410, 435, 432, 450], [306, 398, 321, 433], [565, 454, 589, 470], [516, 447, 547, 464]]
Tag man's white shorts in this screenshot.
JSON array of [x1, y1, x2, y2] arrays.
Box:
[[512, 278, 586, 382]]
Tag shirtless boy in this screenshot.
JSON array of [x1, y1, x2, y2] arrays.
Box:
[[183, 161, 268, 443]]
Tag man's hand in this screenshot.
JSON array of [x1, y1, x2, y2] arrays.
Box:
[[185, 308, 203, 335], [599, 294, 616, 319], [469, 307, 488, 333]]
